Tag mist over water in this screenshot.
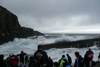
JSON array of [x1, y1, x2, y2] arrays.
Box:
[[0, 33, 100, 63]]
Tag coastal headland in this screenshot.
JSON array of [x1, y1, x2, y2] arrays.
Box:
[[0, 6, 43, 45]]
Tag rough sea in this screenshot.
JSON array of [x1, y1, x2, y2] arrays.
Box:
[[0, 33, 100, 64]]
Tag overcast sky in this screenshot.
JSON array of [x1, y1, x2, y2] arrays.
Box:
[[0, 0, 100, 33]]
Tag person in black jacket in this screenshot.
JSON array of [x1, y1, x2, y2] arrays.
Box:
[[74, 52, 83, 67], [47, 57, 53, 67], [83, 50, 94, 67], [34, 45, 48, 67], [17, 51, 26, 65], [29, 56, 37, 67], [66, 54, 72, 65], [0, 54, 8, 67]]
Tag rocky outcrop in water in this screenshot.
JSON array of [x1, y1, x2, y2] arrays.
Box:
[[42, 38, 100, 50], [0, 6, 43, 45]]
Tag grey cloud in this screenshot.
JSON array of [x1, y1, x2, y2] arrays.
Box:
[[0, 0, 100, 33], [2, 0, 100, 17]]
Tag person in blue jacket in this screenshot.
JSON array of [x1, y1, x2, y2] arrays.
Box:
[[74, 52, 83, 67]]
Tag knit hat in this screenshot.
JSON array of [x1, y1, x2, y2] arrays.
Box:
[[36, 52, 43, 60]]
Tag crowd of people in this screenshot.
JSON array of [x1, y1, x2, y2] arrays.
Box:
[[0, 51, 28, 67], [0, 45, 100, 67]]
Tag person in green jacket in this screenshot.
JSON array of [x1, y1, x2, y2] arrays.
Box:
[[59, 59, 65, 67], [59, 55, 68, 67]]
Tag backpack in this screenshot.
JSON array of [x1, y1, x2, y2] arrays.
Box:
[[11, 57, 18, 66]]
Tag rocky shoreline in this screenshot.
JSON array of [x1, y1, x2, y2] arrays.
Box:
[[0, 6, 43, 45]]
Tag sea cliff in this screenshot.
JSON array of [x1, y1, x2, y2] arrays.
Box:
[[0, 6, 43, 45]]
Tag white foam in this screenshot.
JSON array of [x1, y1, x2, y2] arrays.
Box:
[[0, 34, 100, 65]]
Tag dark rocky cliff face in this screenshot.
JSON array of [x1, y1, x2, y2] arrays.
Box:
[[0, 6, 44, 45]]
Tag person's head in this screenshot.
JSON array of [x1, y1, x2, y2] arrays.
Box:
[[30, 55, 34, 60], [21, 51, 24, 54], [86, 51, 90, 55], [88, 48, 91, 51], [0, 54, 4, 60], [62, 55, 65, 58], [62, 55, 66, 60], [38, 45, 42, 50], [12, 54, 15, 57], [9, 55, 10, 56], [75, 52, 80, 58], [49, 57, 51, 59], [66, 54, 69, 57]]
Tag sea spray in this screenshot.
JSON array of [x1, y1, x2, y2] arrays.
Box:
[[0, 34, 100, 64]]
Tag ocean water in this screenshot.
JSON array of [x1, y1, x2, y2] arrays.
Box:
[[0, 33, 100, 64]]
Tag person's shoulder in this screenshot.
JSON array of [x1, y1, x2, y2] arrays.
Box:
[[38, 50, 46, 53], [34, 50, 43, 55], [42, 50, 46, 53], [35, 50, 47, 57], [79, 56, 83, 59]]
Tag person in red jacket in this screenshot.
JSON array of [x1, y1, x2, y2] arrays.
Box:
[[11, 55, 18, 67]]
